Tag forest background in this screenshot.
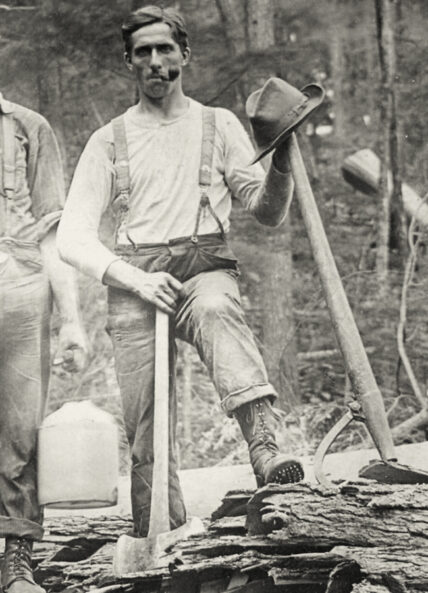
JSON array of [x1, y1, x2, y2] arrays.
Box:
[[1, 0, 427, 473]]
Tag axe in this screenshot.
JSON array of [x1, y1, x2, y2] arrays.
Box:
[[113, 309, 204, 575], [288, 132, 428, 487]]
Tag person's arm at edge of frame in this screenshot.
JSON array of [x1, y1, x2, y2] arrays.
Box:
[[40, 226, 89, 372], [31, 119, 89, 372]]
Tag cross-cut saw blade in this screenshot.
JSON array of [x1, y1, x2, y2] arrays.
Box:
[[359, 460, 428, 484]]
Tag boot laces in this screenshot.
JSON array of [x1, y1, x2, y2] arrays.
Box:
[[4, 537, 34, 586], [13, 539, 31, 575], [252, 399, 281, 444]]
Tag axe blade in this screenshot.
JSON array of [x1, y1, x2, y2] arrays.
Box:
[[113, 516, 205, 576], [359, 460, 428, 485]]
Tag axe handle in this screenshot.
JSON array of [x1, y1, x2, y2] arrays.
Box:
[[148, 308, 170, 537], [289, 133, 396, 461]]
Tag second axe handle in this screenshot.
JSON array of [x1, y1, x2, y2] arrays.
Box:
[[148, 308, 170, 537], [288, 133, 396, 461]]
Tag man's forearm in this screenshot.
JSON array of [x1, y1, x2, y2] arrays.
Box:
[[251, 164, 294, 227], [103, 258, 142, 292], [40, 227, 81, 323], [249, 141, 295, 227]]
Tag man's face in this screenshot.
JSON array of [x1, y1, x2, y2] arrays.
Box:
[[126, 22, 188, 99]]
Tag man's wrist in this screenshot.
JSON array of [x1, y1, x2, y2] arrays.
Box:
[[272, 150, 291, 174], [103, 258, 149, 294]]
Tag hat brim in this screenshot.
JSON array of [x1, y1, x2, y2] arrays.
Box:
[[250, 84, 325, 165]]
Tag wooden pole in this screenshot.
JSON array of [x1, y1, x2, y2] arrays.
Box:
[[289, 134, 396, 461], [148, 309, 170, 537]]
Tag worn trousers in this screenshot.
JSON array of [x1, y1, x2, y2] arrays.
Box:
[[107, 262, 276, 536], [0, 241, 50, 541]]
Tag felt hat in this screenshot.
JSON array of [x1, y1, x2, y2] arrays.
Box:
[[246, 77, 325, 163], [341, 148, 380, 196]]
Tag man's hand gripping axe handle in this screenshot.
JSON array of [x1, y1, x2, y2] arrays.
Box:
[[288, 133, 396, 486]]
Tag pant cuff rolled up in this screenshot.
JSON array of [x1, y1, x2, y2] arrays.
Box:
[[0, 516, 44, 541], [221, 383, 277, 416]]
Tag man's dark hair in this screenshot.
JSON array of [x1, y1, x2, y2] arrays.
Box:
[[122, 5, 189, 56]]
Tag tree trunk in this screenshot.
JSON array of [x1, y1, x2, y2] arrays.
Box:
[[329, 0, 345, 158], [364, 0, 377, 120], [389, 0, 406, 262], [213, 0, 248, 108], [214, 0, 247, 56], [247, 0, 274, 53], [247, 0, 300, 407], [262, 225, 300, 408], [37, 0, 68, 179], [213, 0, 300, 408], [375, 0, 403, 286]]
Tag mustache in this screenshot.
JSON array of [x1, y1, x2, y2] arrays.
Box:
[[148, 67, 180, 82]]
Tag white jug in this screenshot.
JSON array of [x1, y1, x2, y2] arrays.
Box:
[[37, 401, 119, 508]]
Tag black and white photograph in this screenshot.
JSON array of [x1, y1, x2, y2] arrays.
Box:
[[0, 1, 427, 591]]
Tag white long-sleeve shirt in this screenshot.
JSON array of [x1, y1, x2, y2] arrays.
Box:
[[57, 98, 293, 281]]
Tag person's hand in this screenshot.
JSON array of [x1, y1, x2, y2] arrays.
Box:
[[133, 270, 184, 315], [272, 134, 292, 173], [54, 321, 89, 373]]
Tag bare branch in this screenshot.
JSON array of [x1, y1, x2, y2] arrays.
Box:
[[396, 195, 428, 407], [392, 408, 428, 441], [386, 393, 407, 419], [297, 346, 375, 363], [0, 4, 36, 10]]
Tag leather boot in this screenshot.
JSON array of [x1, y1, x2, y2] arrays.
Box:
[[1, 538, 45, 593], [234, 397, 304, 487]]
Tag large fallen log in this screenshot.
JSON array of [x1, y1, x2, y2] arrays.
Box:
[[245, 481, 428, 592], [246, 481, 428, 546], [12, 481, 428, 593]]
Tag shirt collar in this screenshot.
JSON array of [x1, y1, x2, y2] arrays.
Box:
[[0, 92, 14, 114]]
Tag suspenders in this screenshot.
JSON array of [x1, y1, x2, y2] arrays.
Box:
[[0, 113, 16, 236], [1, 114, 16, 199], [111, 116, 132, 245], [191, 107, 225, 243], [111, 106, 224, 248]]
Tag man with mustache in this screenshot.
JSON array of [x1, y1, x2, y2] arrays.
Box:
[[57, 5, 303, 538], [0, 93, 88, 593]]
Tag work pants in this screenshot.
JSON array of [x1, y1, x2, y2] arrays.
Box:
[[107, 243, 275, 535], [0, 241, 50, 541]]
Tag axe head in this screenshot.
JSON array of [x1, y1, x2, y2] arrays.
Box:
[[113, 516, 205, 576], [359, 460, 428, 484]]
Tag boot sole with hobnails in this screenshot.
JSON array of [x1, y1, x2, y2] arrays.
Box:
[[257, 457, 304, 487]]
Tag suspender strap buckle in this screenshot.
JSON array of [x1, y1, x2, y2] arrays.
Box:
[[199, 188, 210, 207]]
